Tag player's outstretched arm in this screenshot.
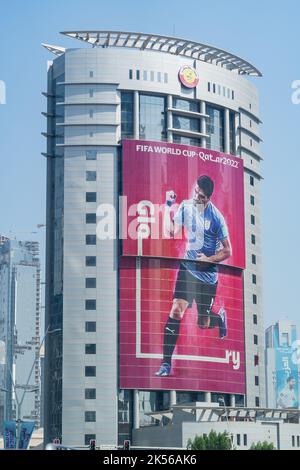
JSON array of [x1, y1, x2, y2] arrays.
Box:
[[163, 190, 182, 238]]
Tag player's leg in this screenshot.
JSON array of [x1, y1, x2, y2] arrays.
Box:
[[196, 282, 219, 329], [155, 265, 190, 377], [155, 299, 189, 376]]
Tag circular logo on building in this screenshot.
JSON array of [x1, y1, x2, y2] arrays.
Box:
[[178, 66, 199, 88]]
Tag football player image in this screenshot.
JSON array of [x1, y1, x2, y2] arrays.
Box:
[[277, 375, 298, 409], [155, 175, 232, 377]]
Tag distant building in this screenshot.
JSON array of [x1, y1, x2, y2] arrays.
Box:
[[134, 402, 300, 450], [265, 320, 299, 409], [0, 237, 41, 433]]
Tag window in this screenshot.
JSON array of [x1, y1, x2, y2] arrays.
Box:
[[150, 71, 154, 81], [249, 103, 252, 109], [85, 411, 96, 422], [85, 321, 96, 332], [252, 274, 257, 284], [254, 355, 259, 366], [253, 314, 257, 324], [129, 69, 133, 79], [250, 120, 252, 127], [251, 234, 256, 245], [237, 434, 241, 446], [121, 92, 134, 139], [85, 388, 96, 399], [255, 376, 259, 386], [254, 334, 258, 345], [208, 82, 211, 92], [89, 89, 94, 98], [292, 436, 295, 447], [86, 192, 96, 202], [213, 83, 216, 93], [250, 175, 254, 186], [173, 115, 200, 134], [139, 94, 166, 141], [86, 213, 96, 224], [250, 138, 253, 147], [206, 105, 225, 152], [232, 90, 235, 100], [251, 214, 255, 225], [85, 366, 96, 377], [89, 71, 94, 78], [229, 111, 236, 155], [136, 70, 140, 80], [143, 70, 147, 81], [243, 434, 247, 446], [281, 332, 289, 346], [173, 135, 200, 147], [85, 344, 96, 354], [86, 278, 96, 289], [297, 436, 300, 447], [89, 110, 93, 118], [86, 150, 97, 160], [157, 72, 161, 82], [173, 97, 199, 112], [86, 256, 96, 267], [89, 132, 93, 138], [164, 73, 168, 83], [85, 300, 96, 310], [85, 434, 96, 446], [250, 195, 255, 205], [252, 254, 256, 264], [253, 294, 257, 305], [86, 171, 96, 181], [86, 235, 96, 245]]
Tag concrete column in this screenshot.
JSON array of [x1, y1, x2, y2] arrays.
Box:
[[205, 392, 211, 403], [133, 389, 140, 429], [224, 108, 230, 154], [200, 101, 207, 148], [170, 390, 176, 407], [167, 95, 173, 142], [134, 90, 139, 139], [230, 394, 236, 407]]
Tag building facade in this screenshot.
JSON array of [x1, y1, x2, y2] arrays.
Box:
[[0, 238, 41, 432], [43, 31, 264, 447], [265, 320, 299, 409]]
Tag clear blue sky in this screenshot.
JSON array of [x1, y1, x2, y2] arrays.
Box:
[[0, 0, 299, 331]]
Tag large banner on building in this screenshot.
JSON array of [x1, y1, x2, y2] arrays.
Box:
[[18, 421, 35, 450], [120, 139, 246, 393], [122, 139, 245, 270], [275, 348, 299, 409], [3, 421, 16, 449], [119, 257, 245, 393]]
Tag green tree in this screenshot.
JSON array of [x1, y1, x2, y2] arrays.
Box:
[[250, 441, 276, 450], [187, 430, 233, 450]]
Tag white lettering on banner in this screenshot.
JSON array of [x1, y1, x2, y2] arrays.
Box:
[[292, 340, 300, 365], [96, 203, 116, 240], [135, 144, 240, 169], [137, 200, 155, 239], [282, 356, 291, 376], [226, 350, 241, 370]]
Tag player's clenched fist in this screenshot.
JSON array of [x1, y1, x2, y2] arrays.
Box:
[[166, 190, 177, 207]]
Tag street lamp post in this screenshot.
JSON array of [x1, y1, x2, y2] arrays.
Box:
[[3, 326, 60, 449], [218, 396, 233, 449]]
